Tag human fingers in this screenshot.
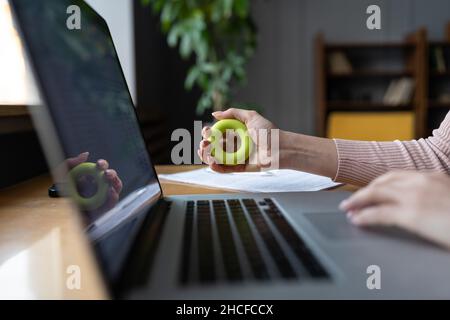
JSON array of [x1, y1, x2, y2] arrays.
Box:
[[209, 161, 247, 173], [212, 108, 258, 124], [348, 205, 398, 227], [104, 169, 123, 194], [66, 152, 89, 169], [202, 126, 211, 139], [339, 185, 393, 212], [103, 186, 120, 211], [96, 159, 109, 171], [198, 140, 212, 163]]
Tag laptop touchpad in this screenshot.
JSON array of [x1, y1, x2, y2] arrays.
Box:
[[303, 212, 424, 244], [303, 212, 368, 241]]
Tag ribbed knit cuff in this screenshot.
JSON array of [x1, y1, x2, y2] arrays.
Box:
[[333, 139, 395, 186]]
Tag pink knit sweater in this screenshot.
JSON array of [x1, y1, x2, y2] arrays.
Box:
[[333, 111, 450, 186]]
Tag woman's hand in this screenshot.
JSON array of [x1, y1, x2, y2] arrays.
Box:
[[66, 152, 123, 212], [198, 108, 277, 173], [340, 171, 450, 249]]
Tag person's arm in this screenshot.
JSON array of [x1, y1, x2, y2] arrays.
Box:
[[278, 131, 338, 178], [333, 112, 450, 185], [199, 109, 450, 186], [198, 108, 339, 177]]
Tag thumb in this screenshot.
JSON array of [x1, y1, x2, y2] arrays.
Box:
[[66, 152, 89, 169], [350, 205, 398, 227], [212, 108, 252, 124]]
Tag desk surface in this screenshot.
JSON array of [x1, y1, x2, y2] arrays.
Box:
[[0, 165, 352, 299]]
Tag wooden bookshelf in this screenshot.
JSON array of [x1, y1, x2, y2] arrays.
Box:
[[325, 42, 414, 50], [447, 22, 450, 42], [328, 70, 413, 79], [0, 105, 33, 134], [327, 101, 412, 112], [429, 101, 450, 108], [0, 104, 29, 117], [315, 29, 428, 139], [427, 23, 450, 135], [430, 71, 450, 77]]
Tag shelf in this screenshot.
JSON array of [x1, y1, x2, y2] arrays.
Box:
[[316, 29, 428, 138], [327, 101, 412, 112], [429, 101, 450, 108], [0, 105, 29, 117], [430, 71, 450, 77], [429, 41, 450, 47], [325, 42, 414, 51], [328, 70, 413, 79]]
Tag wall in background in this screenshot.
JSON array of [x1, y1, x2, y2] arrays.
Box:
[[86, 0, 136, 103], [235, 0, 450, 134], [81, 0, 450, 135]]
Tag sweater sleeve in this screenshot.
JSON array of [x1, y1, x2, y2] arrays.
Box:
[[333, 111, 450, 186]]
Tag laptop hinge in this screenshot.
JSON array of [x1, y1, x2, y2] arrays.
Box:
[[114, 198, 172, 297]]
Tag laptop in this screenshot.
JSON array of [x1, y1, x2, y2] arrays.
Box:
[[10, 0, 450, 299]]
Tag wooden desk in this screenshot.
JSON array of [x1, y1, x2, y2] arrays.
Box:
[[0, 165, 353, 299], [0, 175, 106, 299], [0, 105, 33, 134]]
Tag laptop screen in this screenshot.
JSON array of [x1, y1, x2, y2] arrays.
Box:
[[11, 0, 162, 285]]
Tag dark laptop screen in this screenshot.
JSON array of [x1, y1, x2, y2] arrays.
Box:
[[11, 0, 162, 286]]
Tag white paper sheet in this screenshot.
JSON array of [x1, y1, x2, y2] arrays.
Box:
[[158, 168, 341, 193]]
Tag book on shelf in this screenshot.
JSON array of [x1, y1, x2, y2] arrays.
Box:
[[436, 47, 447, 73], [447, 22, 450, 42], [438, 93, 450, 104], [328, 51, 353, 74], [327, 112, 414, 141], [432, 47, 447, 73], [383, 78, 415, 106]]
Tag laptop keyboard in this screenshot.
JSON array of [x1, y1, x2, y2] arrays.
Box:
[[180, 198, 329, 285]]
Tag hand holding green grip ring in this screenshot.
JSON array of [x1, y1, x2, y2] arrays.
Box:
[[208, 119, 252, 166], [68, 162, 109, 211]]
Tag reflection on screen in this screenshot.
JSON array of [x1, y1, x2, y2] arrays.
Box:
[[12, 0, 160, 224]]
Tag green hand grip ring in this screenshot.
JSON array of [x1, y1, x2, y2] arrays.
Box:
[[208, 119, 252, 166], [68, 162, 109, 211]]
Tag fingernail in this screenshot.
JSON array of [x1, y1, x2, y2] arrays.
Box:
[[212, 111, 221, 116], [350, 215, 360, 225], [208, 156, 216, 164], [339, 199, 348, 210], [81, 152, 89, 157]]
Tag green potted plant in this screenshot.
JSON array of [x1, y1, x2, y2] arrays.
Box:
[[141, 0, 257, 114]]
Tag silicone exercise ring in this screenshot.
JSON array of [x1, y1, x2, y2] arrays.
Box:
[[208, 119, 252, 166], [68, 162, 109, 211]]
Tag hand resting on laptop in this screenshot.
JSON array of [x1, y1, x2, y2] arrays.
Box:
[[340, 171, 450, 249]]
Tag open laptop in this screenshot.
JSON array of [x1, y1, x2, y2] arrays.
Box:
[[10, 0, 450, 299]]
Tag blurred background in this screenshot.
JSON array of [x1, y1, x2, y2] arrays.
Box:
[[2, 0, 450, 187]]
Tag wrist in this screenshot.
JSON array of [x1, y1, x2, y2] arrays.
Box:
[[278, 130, 338, 179], [279, 130, 297, 169]]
